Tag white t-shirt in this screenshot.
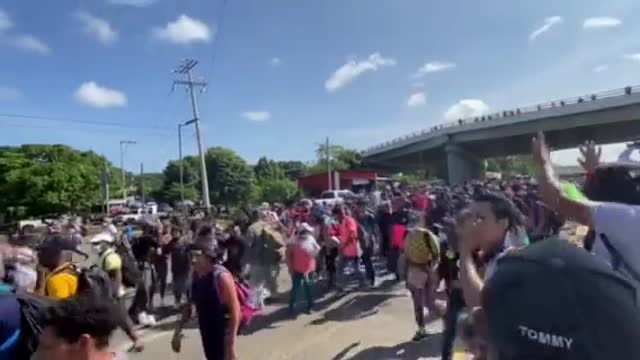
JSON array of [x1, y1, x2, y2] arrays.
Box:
[[591, 202, 640, 279], [107, 224, 118, 237]]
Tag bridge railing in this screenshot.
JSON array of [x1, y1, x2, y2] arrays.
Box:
[[363, 85, 640, 155]]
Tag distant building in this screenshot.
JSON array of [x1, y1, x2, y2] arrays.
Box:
[[297, 170, 379, 197]]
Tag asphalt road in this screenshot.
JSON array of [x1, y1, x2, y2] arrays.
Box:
[[109, 264, 469, 360]]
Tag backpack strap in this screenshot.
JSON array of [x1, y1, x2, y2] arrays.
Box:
[[600, 234, 640, 282], [100, 248, 116, 270], [421, 229, 439, 264], [211, 265, 228, 304]]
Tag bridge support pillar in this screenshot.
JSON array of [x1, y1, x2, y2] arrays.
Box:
[[445, 143, 484, 184]]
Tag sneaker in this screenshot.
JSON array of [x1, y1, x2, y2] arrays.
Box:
[[146, 315, 157, 327], [137, 312, 149, 326], [412, 328, 429, 342]]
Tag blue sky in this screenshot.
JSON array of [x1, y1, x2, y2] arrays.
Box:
[[1, 0, 639, 172]]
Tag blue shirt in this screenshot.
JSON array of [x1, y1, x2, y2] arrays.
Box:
[[0, 295, 21, 359]]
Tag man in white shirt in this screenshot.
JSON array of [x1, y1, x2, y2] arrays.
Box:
[[533, 132, 640, 280]]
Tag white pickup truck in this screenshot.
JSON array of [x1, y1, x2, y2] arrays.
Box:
[[115, 207, 166, 225], [313, 190, 356, 207]]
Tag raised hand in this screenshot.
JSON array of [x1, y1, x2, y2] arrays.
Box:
[[532, 131, 551, 167], [578, 140, 601, 173]]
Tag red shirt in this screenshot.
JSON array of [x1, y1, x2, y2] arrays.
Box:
[[332, 216, 359, 257], [413, 193, 429, 211]]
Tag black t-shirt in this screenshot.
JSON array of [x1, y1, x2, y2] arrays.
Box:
[[221, 236, 246, 278], [132, 235, 158, 263], [169, 236, 192, 274], [377, 210, 393, 234], [392, 208, 410, 226]]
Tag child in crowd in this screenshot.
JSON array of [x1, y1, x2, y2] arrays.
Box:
[[287, 223, 320, 315]]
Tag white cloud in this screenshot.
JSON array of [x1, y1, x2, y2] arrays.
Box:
[[76, 11, 117, 44], [0, 10, 49, 54], [241, 111, 271, 122], [529, 16, 563, 41], [624, 53, 640, 63], [583, 17, 622, 30], [0, 86, 20, 101], [107, 0, 157, 6], [9, 34, 50, 54], [593, 64, 609, 72], [414, 61, 456, 78], [407, 92, 426, 108], [325, 53, 396, 92], [0, 9, 13, 32], [270, 57, 281, 67], [444, 99, 490, 121], [74, 82, 127, 108], [153, 14, 211, 45]]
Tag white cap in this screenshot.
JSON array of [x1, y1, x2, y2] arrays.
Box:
[[298, 222, 314, 234], [89, 233, 115, 244]]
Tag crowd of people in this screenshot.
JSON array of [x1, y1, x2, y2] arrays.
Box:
[[1, 132, 640, 360]]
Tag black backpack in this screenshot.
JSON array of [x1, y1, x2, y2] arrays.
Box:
[[12, 291, 53, 359], [113, 238, 141, 288], [76, 266, 115, 300]]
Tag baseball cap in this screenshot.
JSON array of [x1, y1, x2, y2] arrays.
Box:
[[37, 235, 87, 258], [89, 233, 115, 244], [297, 222, 314, 234], [482, 239, 640, 359]]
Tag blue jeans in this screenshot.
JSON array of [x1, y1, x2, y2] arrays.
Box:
[[338, 256, 364, 286], [442, 288, 465, 360], [289, 273, 313, 313]]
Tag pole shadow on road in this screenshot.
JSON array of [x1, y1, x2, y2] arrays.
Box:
[[307, 292, 401, 326], [333, 334, 443, 360], [243, 285, 348, 335]]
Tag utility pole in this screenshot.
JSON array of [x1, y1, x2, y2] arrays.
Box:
[[101, 163, 110, 216], [178, 119, 197, 204], [174, 59, 211, 213], [326, 137, 332, 191], [140, 163, 145, 205], [119, 140, 136, 200], [178, 124, 183, 203]]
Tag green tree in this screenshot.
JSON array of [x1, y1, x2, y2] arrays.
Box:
[[335, 147, 363, 170], [309, 143, 362, 174], [277, 160, 306, 180], [156, 157, 201, 204], [160, 183, 200, 203], [391, 171, 425, 188], [253, 157, 285, 181], [257, 178, 301, 204], [205, 147, 255, 207], [486, 155, 535, 176], [0, 145, 115, 216], [162, 157, 200, 185], [136, 173, 164, 201]]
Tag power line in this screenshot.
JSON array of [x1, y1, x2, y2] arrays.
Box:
[[0, 122, 175, 138], [0, 113, 173, 133]]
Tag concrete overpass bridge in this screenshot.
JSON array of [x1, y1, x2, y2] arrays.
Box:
[[362, 85, 640, 184]]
